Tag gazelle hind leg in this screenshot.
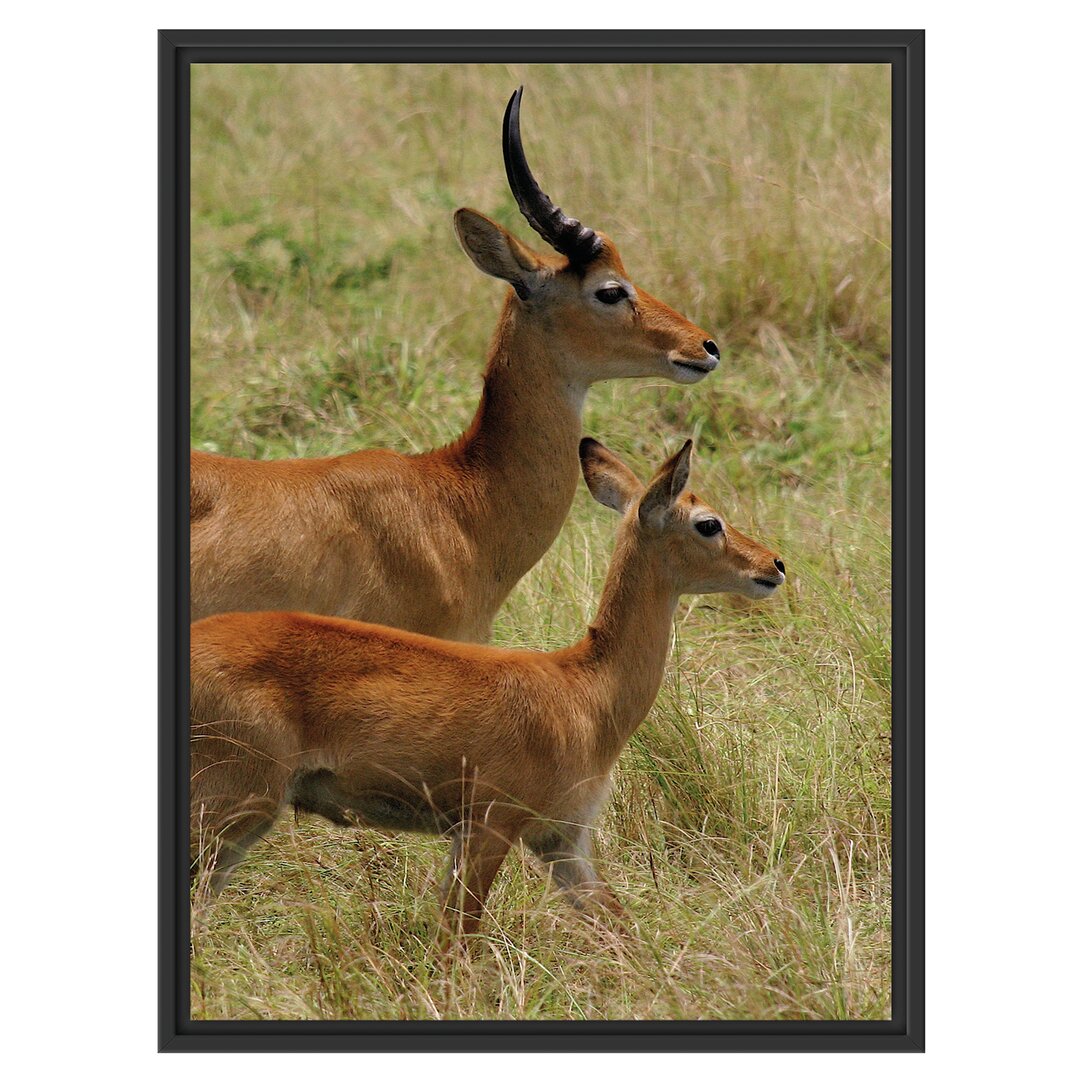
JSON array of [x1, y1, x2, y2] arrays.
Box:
[[190, 724, 291, 896], [191, 797, 280, 895]]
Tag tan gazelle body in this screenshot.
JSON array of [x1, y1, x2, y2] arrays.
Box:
[[191, 88, 719, 640], [190, 438, 785, 941]]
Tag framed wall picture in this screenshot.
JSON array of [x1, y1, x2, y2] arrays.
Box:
[[160, 28, 924, 1052]]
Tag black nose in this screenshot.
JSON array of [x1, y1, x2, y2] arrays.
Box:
[[774, 559, 785, 575], [703, 339, 720, 358]]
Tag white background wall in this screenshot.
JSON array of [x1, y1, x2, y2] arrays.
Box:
[[3, 5, 1075, 1074]]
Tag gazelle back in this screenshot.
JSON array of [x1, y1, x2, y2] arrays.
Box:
[[191, 88, 718, 641], [191, 438, 784, 940]]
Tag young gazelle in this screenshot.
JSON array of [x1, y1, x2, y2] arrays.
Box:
[[190, 439, 785, 938], [191, 88, 718, 640]]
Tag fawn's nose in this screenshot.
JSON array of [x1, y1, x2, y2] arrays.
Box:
[[774, 559, 786, 576], [703, 339, 720, 359]]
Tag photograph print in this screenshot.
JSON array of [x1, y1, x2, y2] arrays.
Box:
[[164, 35, 920, 1048]]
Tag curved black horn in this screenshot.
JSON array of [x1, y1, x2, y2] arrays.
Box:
[[502, 86, 603, 264]]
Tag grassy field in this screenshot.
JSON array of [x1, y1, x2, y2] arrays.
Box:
[[189, 62, 892, 1021]]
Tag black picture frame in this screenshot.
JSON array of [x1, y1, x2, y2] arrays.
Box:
[[160, 28, 924, 1052]]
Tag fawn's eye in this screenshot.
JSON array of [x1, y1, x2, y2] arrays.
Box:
[[695, 518, 724, 538], [595, 285, 628, 304]]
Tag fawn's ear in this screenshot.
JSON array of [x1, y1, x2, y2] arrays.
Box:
[[639, 440, 693, 530], [454, 208, 546, 300], [579, 438, 644, 515]]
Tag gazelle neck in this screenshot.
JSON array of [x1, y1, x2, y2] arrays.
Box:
[[438, 294, 587, 542], [571, 527, 680, 760]]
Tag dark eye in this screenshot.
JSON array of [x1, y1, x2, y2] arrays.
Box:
[[595, 285, 628, 304], [695, 518, 724, 537]]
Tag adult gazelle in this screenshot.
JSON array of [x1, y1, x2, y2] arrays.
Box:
[[191, 88, 719, 641]]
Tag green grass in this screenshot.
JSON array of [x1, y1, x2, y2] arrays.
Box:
[[189, 61, 892, 1021]]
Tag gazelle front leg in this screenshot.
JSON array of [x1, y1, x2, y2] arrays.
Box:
[[438, 815, 520, 946], [527, 824, 630, 928]]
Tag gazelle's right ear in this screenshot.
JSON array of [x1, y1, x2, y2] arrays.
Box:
[[454, 208, 545, 300], [579, 438, 644, 515], [638, 440, 693, 530]]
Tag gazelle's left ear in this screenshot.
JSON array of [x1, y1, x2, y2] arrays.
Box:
[[579, 438, 644, 514], [638, 440, 693, 529], [454, 208, 545, 299]]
